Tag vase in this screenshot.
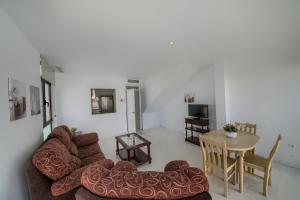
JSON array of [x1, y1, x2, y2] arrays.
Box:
[[226, 131, 237, 138]]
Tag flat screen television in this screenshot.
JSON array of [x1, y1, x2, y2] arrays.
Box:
[[188, 104, 208, 119]]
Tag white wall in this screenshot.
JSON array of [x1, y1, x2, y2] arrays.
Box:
[[224, 60, 300, 168], [161, 66, 216, 132], [142, 65, 205, 113], [55, 73, 128, 138], [141, 64, 212, 130], [143, 112, 161, 130], [0, 6, 43, 199]]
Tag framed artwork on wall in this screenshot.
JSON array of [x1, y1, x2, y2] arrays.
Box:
[[30, 85, 41, 116], [8, 78, 27, 121], [184, 92, 195, 103]]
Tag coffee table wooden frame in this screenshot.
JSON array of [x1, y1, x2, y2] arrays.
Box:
[[115, 133, 152, 166]]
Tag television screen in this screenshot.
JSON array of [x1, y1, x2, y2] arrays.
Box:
[[188, 104, 208, 118]]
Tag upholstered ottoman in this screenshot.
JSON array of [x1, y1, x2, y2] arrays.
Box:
[[76, 160, 211, 200]]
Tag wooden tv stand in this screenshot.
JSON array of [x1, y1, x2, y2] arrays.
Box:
[[185, 117, 210, 145]]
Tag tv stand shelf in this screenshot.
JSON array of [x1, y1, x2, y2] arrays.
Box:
[[185, 118, 210, 145]]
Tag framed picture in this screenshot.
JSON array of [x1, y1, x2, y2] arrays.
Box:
[[8, 78, 27, 121], [91, 88, 116, 114], [184, 92, 195, 103], [30, 85, 41, 115]]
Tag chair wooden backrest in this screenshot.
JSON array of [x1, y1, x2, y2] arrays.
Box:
[[235, 122, 256, 134], [267, 134, 283, 167], [200, 136, 228, 171]]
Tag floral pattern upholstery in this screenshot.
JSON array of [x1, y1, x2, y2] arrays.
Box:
[[51, 166, 86, 196], [81, 162, 209, 199], [60, 124, 73, 137], [73, 133, 98, 147], [51, 159, 114, 196], [32, 138, 81, 181], [164, 160, 190, 172], [48, 126, 72, 149], [112, 161, 137, 172], [78, 143, 101, 159]]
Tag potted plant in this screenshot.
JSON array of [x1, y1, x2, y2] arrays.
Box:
[[70, 127, 77, 136], [223, 124, 238, 138]]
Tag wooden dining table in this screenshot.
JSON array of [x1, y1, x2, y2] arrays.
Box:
[[202, 129, 260, 193]]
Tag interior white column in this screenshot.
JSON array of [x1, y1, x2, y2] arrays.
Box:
[[213, 62, 228, 129]]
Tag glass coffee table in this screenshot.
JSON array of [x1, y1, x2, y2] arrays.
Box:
[[115, 133, 152, 166]]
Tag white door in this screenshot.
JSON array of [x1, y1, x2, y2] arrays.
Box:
[[126, 89, 136, 133]]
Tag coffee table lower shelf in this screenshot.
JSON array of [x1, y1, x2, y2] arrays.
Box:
[[118, 148, 151, 166]]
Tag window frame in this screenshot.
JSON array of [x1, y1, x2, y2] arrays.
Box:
[[41, 78, 53, 129]]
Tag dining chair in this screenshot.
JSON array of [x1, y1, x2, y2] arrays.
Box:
[[244, 134, 282, 196], [235, 122, 257, 135], [199, 136, 237, 197], [235, 122, 257, 173]]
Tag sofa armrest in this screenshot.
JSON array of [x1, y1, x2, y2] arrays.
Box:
[[112, 160, 137, 172], [73, 133, 98, 147], [164, 160, 190, 172], [25, 160, 51, 200]]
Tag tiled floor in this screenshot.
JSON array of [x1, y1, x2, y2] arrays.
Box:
[[100, 127, 300, 200]]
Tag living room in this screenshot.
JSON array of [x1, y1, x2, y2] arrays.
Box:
[[0, 1, 300, 200]]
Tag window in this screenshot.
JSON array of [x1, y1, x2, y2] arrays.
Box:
[[91, 88, 116, 114], [41, 78, 52, 129]]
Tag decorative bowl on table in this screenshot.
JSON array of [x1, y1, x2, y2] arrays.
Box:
[[223, 124, 238, 138]]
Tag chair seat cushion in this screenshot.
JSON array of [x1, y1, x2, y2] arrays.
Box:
[[81, 163, 209, 199]]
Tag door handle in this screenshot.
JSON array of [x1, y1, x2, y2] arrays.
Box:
[[43, 99, 50, 107], [132, 112, 135, 114]]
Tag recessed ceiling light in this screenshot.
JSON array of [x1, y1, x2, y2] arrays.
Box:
[[170, 41, 175, 46]]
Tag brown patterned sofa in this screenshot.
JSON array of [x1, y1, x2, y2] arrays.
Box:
[[76, 160, 212, 200], [26, 125, 114, 200]]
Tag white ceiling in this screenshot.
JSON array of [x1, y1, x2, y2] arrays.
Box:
[[1, 0, 299, 78]]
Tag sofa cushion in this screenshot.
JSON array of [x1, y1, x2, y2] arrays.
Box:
[[51, 166, 87, 196], [78, 143, 101, 159], [73, 133, 98, 147], [70, 141, 79, 156], [164, 160, 190, 172], [112, 161, 137, 172], [75, 187, 212, 200], [81, 153, 106, 167], [51, 159, 114, 196], [81, 163, 209, 199], [32, 138, 81, 181], [59, 124, 73, 137], [48, 126, 72, 149], [70, 156, 82, 169]]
